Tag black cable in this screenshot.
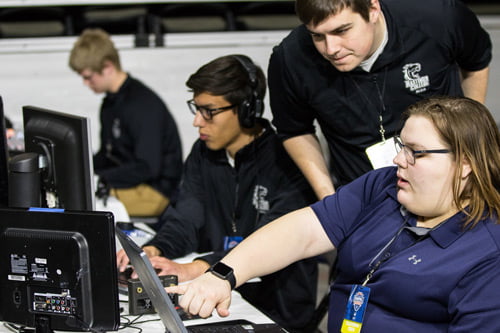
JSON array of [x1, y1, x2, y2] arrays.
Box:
[[3, 322, 21, 333], [118, 313, 161, 332], [119, 314, 140, 332], [129, 317, 162, 324]]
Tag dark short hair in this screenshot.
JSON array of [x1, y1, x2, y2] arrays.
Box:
[[186, 54, 266, 108], [295, 0, 372, 26]]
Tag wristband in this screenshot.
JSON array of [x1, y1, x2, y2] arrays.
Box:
[[206, 262, 236, 289]]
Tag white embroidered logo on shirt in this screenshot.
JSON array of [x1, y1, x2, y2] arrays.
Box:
[[402, 63, 430, 94], [252, 185, 269, 213], [408, 255, 422, 265], [112, 118, 121, 139]]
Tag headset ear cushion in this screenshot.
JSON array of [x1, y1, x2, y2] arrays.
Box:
[[253, 95, 263, 118], [232, 55, 264, 128], [238, 92, 264, 128], [239, 99, 254, 128]]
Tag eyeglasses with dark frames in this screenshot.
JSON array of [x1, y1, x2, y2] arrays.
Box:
[[393, 136, 451, 165], [187, 99, 236, 120]]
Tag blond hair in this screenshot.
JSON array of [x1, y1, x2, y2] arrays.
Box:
[[69, 28, 121, 73]]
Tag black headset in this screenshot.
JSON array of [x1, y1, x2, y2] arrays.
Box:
[[232, 55, 264, 128]]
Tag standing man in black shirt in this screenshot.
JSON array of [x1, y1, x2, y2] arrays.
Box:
[[269, 0, 491, 199], [69, 28, 183, 217]]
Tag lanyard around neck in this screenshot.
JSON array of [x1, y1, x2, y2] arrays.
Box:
[[348, 67, 388, 143], [362, 215, 434, 286]]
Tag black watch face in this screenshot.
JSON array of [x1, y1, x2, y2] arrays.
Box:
[[213, 262, 232, 276]]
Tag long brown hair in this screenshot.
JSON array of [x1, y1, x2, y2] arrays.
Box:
[[403, 96, 500, 228]]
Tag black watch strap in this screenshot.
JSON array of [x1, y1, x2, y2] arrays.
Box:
[[206, 262, 236, 289]]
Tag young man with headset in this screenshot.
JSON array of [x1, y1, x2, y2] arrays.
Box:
[[117, 55, 318, 332]]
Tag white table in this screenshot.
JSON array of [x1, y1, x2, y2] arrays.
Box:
[[116, 290, 274, 332]]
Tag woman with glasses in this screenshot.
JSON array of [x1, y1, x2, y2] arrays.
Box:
[[170, 96, 500, 332]]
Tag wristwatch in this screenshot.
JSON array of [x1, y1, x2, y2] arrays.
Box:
[[206, 262, 236, 289]]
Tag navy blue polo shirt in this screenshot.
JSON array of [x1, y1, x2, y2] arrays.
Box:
[[312, 167, 500, 332]]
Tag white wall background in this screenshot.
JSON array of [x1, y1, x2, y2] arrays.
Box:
[[0, 31, 288, 157], [1, 17, 500, 158]]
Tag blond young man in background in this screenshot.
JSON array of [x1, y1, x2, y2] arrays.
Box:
[[69, 28, 182, 217]]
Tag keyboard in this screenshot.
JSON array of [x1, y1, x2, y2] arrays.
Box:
[[187, 320, 286, 332]]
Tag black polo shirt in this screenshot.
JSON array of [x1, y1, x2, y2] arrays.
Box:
[[268, 0, 491, 185]]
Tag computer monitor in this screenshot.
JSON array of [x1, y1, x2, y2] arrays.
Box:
[[0, 208, 120, 333], [22, 106, 95, 210], [0, 96, 9, 208]]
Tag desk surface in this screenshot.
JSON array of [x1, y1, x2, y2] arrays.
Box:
[[117, 291, 274, 332], [0, 290, 273, 333]]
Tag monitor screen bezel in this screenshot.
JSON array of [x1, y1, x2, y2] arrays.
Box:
[[0, 96, 9, 208], [22, 106, 95, 211]]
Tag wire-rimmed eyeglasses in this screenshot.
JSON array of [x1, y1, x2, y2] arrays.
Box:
[[187, 99, 235, 120], [393, 136, 451, 165]]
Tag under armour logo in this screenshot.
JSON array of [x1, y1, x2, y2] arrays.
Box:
[[408, 255, 422, 265]]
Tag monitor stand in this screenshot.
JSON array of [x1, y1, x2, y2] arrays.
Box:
[[34, 316, 53, 333], [17, 316, 53, 333]]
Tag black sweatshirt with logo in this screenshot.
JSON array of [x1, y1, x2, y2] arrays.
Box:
[[147, 119, 318, 330]]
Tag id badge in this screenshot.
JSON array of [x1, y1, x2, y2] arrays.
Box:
[[365, 137, 395, 169], [223, 236, 243, 250], [341, 284, 371, 333]]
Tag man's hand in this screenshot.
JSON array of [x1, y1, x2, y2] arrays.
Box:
[[166, 272, 232, 318], [117, 245, 160, 273], [116, 248, 131, 272], [142, 245, 162, 257], [150, 257, 210, 282]]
